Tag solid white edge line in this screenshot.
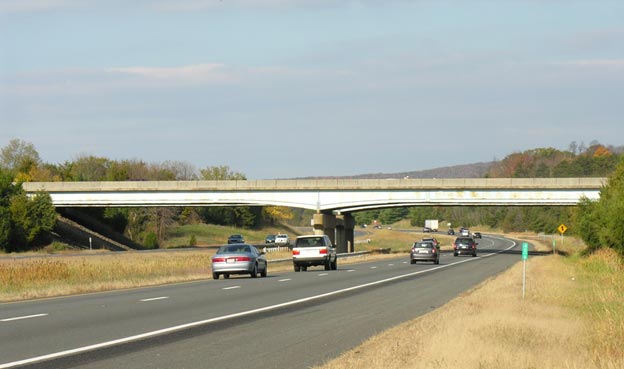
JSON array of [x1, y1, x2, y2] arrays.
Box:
[[0, 239, 516, 369], [1, 314, 48, 322], [139, 297, 169, 302]]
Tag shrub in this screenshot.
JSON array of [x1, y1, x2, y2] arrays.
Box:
[[143, 232, 159, 249]]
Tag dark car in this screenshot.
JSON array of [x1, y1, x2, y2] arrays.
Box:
[[227, 234, 245, 244], [423, 227, 432, 233], [447, 228, 455, 235], [211, 244, 267, 279], [472, 232, 482, 239], [410, 241, 440, 264], [453, 237, 478, 257], [265, 234, 276, 244]]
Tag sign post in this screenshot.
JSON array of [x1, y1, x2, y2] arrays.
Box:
[[522, 242, 528, 299]]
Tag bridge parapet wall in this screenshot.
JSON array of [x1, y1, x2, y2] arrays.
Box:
[[23, 178, 606, 193]]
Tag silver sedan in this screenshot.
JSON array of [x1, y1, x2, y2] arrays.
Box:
[[211, 244, 268, 279]]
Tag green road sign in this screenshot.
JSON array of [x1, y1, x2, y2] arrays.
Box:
[[522, 242, 529, 260]]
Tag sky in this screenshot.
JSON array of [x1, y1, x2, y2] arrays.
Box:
[[1, 0, 623, 179]]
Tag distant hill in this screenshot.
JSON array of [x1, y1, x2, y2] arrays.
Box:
[[295, 143, 624, 180], [297, 161, 494, 180]]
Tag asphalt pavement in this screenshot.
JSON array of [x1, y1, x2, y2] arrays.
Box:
[[1, 235, 521, 369]]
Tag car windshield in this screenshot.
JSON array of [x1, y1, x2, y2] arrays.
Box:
[[218, 245, 251, 254], [295, 237, 324, 247], [414, 242, 434, 248]]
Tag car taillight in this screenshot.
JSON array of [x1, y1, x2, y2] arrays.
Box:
[[237, 256, 251, 262], [432, 248, 436, 253], [319, 248, 328, 254], [293, 250, 300, 256], [453, 243, 457, 249], [212, 257, 225, 263]]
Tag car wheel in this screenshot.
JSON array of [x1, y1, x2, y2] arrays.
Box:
[[212, 272, 219, 280], [224, 274, 230, 279], [251, 263, 258, 278], [302, 266, 307, 272], [324, 259, 331, 271], [261, 264, 267, 278], [473, 252, 477, 257], [453, 252, 458, 257], [435, 258, 440, 265], [410, 259, 416, 264], [331, 258, 337, 270], [294, 264, 300, 272]]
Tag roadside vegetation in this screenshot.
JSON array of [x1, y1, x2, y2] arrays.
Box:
[[0, 227, 401, 302], [314, 239, 624, 369]]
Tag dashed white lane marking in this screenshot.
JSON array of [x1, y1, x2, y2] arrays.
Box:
[[318, 273, 328, 276], [346, 269, 356, 272], [370, 266, 377, 269], [139, 297, 169, 302], [402, 261, 408, 264], [0, 240, 517, 369], [278, 279, 291, 282], [222, 286, 241, 290], [1, 314, 48, 322], [388, 264, 394, 266]]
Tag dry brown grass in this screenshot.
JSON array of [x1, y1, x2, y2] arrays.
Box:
[[0, 247, 403, 302], [355, 228, 457, 253], [315, 245, 624, 369], [0, 251, 216, 302]]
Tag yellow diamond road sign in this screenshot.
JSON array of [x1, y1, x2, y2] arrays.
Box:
[[558, 224, 568, 234]]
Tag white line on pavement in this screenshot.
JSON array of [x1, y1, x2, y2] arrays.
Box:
[[278, 279, 291, 282], [222, 286, 241, 290], [0, 240, 516, 369], [139, 297, 169, 302], [1, 314, 48, 322]]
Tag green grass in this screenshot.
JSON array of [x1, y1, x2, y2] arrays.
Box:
[[164, 223, 296, 248]]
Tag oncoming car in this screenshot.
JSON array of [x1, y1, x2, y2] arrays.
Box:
[[410, 241, 440, 264], [211, 244, 267, 279], [275, 234, 290, 247], [227, 234, 245, 244]]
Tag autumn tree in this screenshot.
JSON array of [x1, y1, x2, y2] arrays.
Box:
[[0, 139, 42, 179], [575, 156, 624, 255]]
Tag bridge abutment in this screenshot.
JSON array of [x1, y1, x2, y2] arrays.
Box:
[[336, 214, 355, 253], [313, 212, 336, 246]]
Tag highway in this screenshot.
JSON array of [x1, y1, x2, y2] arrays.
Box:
[[1, 235, 521, 369]]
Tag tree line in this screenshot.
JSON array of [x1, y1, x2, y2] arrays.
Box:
[[0, 139, 292, 251], [354, 144, 624, 256], [2, 138, 623, 255]]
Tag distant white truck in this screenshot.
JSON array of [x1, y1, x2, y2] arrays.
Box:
[[424, 219, 439, 232]]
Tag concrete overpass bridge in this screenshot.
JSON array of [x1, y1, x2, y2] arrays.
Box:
[[23, 178, 605, 253]]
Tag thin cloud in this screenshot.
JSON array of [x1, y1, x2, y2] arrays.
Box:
[[107, 63, 234, 83], [552, 59, 624, 69], [0, 0, 71, 13]]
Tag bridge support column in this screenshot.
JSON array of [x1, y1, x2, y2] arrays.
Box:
[[336, 214, 355, 253], [313, 212, 336, 246]]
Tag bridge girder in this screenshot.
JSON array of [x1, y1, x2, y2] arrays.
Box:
[[23, 178, 604, 212]]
